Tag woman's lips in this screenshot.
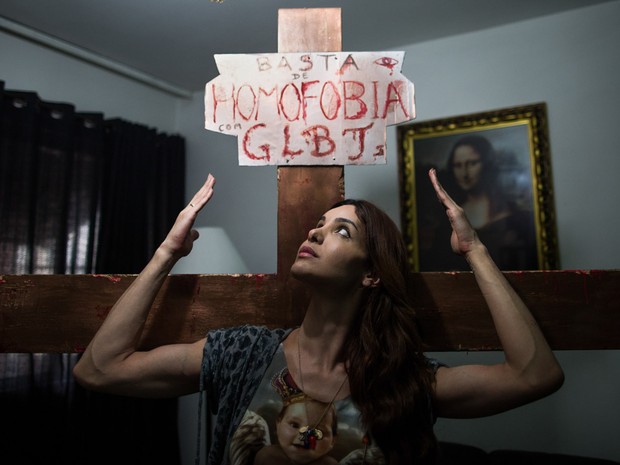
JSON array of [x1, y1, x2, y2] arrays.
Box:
[[298, 245, 317, 257]]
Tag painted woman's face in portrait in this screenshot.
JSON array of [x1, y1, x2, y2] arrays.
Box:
[[276, 401, 335, 464], [452, 145, 483, 191]]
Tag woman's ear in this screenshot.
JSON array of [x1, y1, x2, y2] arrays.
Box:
[[362, 273, 380, 288]]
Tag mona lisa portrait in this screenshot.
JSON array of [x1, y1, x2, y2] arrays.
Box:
[[398, 103, 559, 272]]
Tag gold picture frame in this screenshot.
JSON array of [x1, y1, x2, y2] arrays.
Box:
[[397, 103, 559, 272]]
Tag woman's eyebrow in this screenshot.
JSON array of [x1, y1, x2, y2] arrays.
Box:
[[334, 217, 359, 231], [318, 215, 360, 231]]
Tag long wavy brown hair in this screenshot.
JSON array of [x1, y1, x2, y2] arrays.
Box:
[[334, 199, 438, 465]]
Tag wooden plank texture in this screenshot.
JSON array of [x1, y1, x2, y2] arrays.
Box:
[[1, 270, 618, 353], [278, 8, 342, 53]]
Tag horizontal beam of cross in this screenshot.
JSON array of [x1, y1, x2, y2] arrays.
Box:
[[1, 270, 618, 353]]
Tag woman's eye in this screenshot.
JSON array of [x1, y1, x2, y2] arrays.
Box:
[[336, 227, 350, 238]]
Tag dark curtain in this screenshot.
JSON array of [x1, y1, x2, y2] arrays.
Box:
[[0, 81, 185, 464], [97, 118, 185, 273]]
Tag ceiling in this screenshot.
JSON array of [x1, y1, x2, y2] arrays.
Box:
[[1, 0, 614, 92]]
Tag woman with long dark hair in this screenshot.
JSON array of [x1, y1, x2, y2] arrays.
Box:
[[74, 170, 563, 465]]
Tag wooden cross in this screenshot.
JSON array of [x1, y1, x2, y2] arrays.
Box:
[[0, 8, 618, 353]]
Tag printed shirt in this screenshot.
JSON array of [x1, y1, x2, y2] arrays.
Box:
[[200, 326, 439, 465], [227, 345, 387, 465]]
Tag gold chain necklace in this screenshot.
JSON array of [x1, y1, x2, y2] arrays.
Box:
[[296, 330, 348, 450]]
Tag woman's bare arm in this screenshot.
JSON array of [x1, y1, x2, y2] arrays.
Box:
[[73, 175, 216, 398], [428, 168, 564, 418]]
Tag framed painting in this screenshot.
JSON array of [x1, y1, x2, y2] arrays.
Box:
[[397, 103, 559, 272]]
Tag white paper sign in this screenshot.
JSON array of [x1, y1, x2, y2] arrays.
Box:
[[204, 52, 415, 165]]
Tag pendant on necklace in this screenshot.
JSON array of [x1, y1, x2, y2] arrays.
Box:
[[298, 425, 323, 449]]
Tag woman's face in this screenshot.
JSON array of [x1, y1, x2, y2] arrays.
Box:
[[452, 144, 483, 191], [276, 402, 335, 463], [290, 205, 370, 289]]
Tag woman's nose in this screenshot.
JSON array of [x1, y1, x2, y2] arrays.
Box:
[[308, 227, 322, 242]]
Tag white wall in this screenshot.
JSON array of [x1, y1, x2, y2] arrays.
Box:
[[2, 1, 619, 462]]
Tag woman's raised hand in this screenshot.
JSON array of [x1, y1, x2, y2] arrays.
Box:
[[159, 174, 216, 260], [428, 168, 479, 256]]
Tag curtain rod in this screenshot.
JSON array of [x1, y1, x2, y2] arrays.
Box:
[[0, 16, 194, 99]]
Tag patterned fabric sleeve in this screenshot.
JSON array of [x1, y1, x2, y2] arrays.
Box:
[[426, 357, 445, 374], [199, 325, 289, 465]]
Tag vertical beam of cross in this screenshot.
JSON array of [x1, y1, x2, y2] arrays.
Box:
[[276, 9, 345, 323]]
